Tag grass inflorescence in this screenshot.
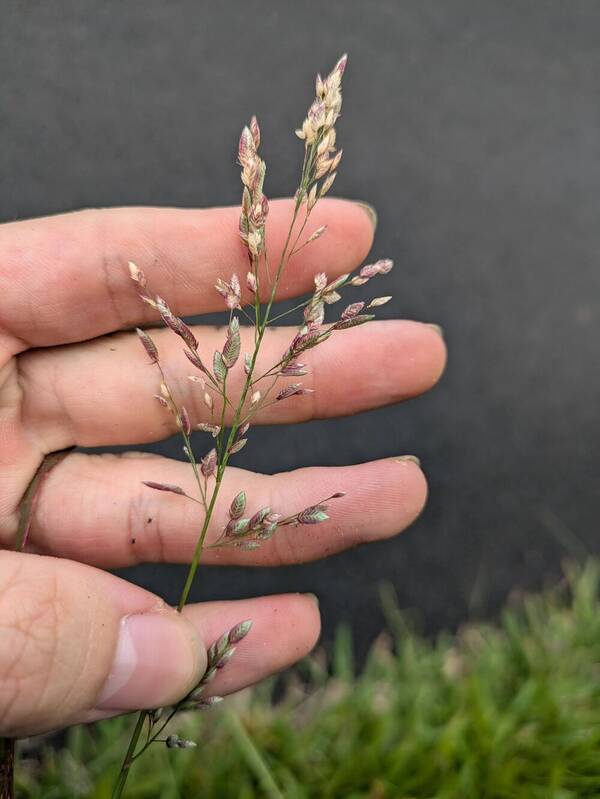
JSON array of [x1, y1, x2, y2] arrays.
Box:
[[110, 53, 399, 796]]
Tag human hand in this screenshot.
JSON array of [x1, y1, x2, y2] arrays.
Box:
[[0, 199, 445, 736]]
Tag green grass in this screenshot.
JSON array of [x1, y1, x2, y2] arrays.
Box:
[[17, 561, 600, 798]]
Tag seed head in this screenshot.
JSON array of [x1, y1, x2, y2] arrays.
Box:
[[128, 261, 147, 289], [280, 361, 307, 377], [229, 438, 248, 454], [194, 696, 224, 709], [225, 517, 250, 536], [249, 506, 271, 529], [359, 259, 393, 278], [307, 225, 327, 243], [323, 290, 342, 305], [142, 481, 186, 496], [297, 505, 330, 524], [304, 300, 325, 326], [228, 619, 253, 643], [314, 272, 328, 291], [368, 296, 392, 308], [276, 383, 314, 401], [320, 172, 336, 197], [334, 314, 375, 330], [184, 349, 209, 375], [222, 326, 241, 368], [213, 350, 227, 382], [201, 448, 217, 478], [246, 271, 258, 293], [297, 54, 347, 150], [236, 422, 250, 441], [341, 301, 365, 320], [229, 491, 247, 519], [238, 126, 254, 165], [155, 297, 198, 351], [250, 116, 260, 149], [166, 735, 196, 749], [136, 328, 159, 363], [197, 422, 220, 437], [178, 406, 192, 436], [215, 275, 242, 310], [350, 276, 369, 287]]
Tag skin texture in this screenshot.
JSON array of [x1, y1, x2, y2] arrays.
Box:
[[0, 198, 446, 736]]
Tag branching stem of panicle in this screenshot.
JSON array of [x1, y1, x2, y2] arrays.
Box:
[[114, 54, 364, 799]]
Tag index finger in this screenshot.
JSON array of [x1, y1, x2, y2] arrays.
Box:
[[0, 199, 375, 351]]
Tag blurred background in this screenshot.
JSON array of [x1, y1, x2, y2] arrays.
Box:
[[2, 1, 599, 656]]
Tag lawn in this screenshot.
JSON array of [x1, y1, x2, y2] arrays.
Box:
[[16, 561, 600, 798]]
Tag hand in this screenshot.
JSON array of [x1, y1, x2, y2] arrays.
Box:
[[0, 199, 445, 736]]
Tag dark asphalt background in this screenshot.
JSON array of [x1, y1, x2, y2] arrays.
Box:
[[2, 2, 599, 654]]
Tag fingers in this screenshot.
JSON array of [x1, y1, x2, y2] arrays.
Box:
[[0, 551, 204, 736], [0, 550, 319, 736], [23, 452, 427, 568], [0, 199, 374, 350], [20, 320, 446, 450]]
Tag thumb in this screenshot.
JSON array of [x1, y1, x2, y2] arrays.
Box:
[[0, 551, 207, 736]]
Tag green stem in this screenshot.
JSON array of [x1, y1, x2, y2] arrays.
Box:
[[177, 474, 222, 612], [110, 711, 146, 799]]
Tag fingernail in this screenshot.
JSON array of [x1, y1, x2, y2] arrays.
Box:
[[96, 612, 202, 711], [304, 592, 320, 608], [395, 455, 421, 467], [426, 323, 444, 338], [356, 202, 378, 232]]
